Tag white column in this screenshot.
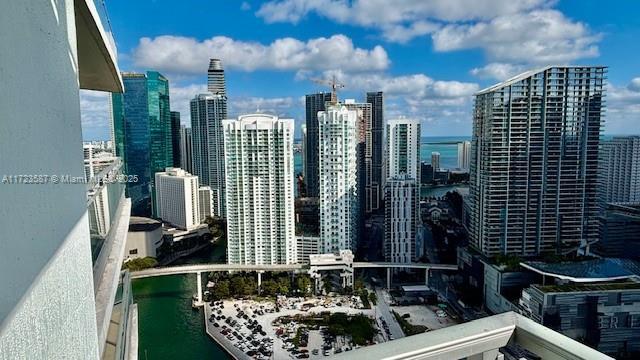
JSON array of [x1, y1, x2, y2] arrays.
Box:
[[425, 269, 429, 287], [386, 268, 391, 290], [197, 271, 203, 304], [257, 272, 262, 292]]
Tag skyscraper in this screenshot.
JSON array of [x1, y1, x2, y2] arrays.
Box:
[[179, 125, 194, 173], [111, 71, 173, 216], [431, 152, 440, 171], [301, 123, 307, 180], [599, 136, 640, 203], [457, 140, 471, 171], [385, 118, 420, 263], [305, 92, 332, 197], [222, 114, 296, 265], [344, 99, 372, 243], [386, 118, 421, 180], [366, 91, 384, 213], [469, 66, 606, 257], [190, 93, 226, 217], [385, 175, 419, 263], [170, 111, 181, 167], [155, 168, 200, 230], [207, 58, 227, 97], [319, 103, 359, 253]]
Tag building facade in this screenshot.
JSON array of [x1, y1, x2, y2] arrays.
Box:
[[198, 186, 214, 221], [366, 91, 384, 213], [384, 175, 419, 263], [595, 203, 640, 260], [155, 168, 200, 230], [207, 58, 227, 97], [190, 93, 226, 217], [223, 114, 296, 265], [319, 104, 359, 253], [520, 282, 640, 356], [431, 152, 440, 171], [170, 111, 181, 167], [457, 140, 471, 171], [305, 92, 333, 198], [386, 118, 421, 180], [599, 136, 640, 203], [111, 71, 173, 216], [0, 1, 135, 357], [179, 125, 193, 173], [469, 66, 606, 257]]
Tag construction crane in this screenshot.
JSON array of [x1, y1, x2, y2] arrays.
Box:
[[310, 75, 344, 104]]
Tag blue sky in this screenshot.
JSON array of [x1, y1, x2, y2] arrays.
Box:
[[81, 0, 640, 140]]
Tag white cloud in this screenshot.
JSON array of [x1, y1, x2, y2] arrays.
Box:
[[229, 97, 296, 117], [132, 34, 389, 75], [433, 10, 599, 64], [80, 90, 111, 139], [470, 63, 526, 81], [257, 0, 552, 42]]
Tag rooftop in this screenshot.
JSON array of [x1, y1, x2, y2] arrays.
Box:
[[534, 281, 640, 293], [521, 258, 640, 282]]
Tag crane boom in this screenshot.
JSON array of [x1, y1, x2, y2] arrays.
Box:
[[310, 75, 344, 103]]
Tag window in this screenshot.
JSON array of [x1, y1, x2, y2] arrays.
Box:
[[129, 249, 138, 255]]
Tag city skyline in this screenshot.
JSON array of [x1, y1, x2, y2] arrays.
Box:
[[80, 1, 640, 140]]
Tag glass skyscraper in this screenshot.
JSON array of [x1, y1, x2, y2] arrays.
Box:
[[304, 92, 332, 198], [469, 66, 606, 257], [111, 71, 173, 216], [170, 111, 182, 168]]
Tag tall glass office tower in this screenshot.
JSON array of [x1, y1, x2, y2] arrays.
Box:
[[366, 91, 384, 213], [190, 93, 227, 217], [305, 92, 333, 197], [469, 66, 606, 257], [111, 71, 172, 216], [170, 111, 181, 167]]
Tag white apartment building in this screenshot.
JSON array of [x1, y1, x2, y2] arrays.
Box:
[[155, 168, 200, 230], [318, 103, 359, 253], [386, 118, 421, 180], [384, 175, 419, 263], [199, 186, 214, 221], [83, 143, 118, 182], [222, 114, 296, 265], [431, 151, 441, 171], [457, 140, 471, 171]]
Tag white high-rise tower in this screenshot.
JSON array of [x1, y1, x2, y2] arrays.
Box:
[[222, 114, 296, 265], [457, 141, 471, 171], [385, 118, 421, 263], [318, 103, 359, 253]]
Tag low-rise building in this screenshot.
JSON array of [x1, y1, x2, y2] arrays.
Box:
[[125, 217, 163, 260], [296, 236, 321, 264], [595, 202, 640, 260], [155, 167, 200, 230]]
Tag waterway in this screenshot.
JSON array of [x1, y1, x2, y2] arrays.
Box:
[[133, 241, 232, 359]]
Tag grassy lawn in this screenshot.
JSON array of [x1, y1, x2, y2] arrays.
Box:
[[392, 311, 428, 336]]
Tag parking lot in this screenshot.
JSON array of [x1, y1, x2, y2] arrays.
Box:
[[204, 296, 387, 359], [392, 304, 458, 330]]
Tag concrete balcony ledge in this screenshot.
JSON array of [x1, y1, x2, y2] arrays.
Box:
[[333, 311, 614, 360], [74, 0, 123, 92]]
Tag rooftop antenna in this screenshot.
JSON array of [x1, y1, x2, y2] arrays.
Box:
[[310, 74, 344, 104]]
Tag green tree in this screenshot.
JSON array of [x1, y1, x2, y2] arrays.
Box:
[[122, 257, 157, 271], [230, 276, 246, 297], [296, 275, 311, 295], [262, 279, 278, 297], [354, 278, 365, 290], [244, 277, 257, 296], [277, 277, 289, 295], [368, 291, 377, 305], [213, 280, 230, 299]]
